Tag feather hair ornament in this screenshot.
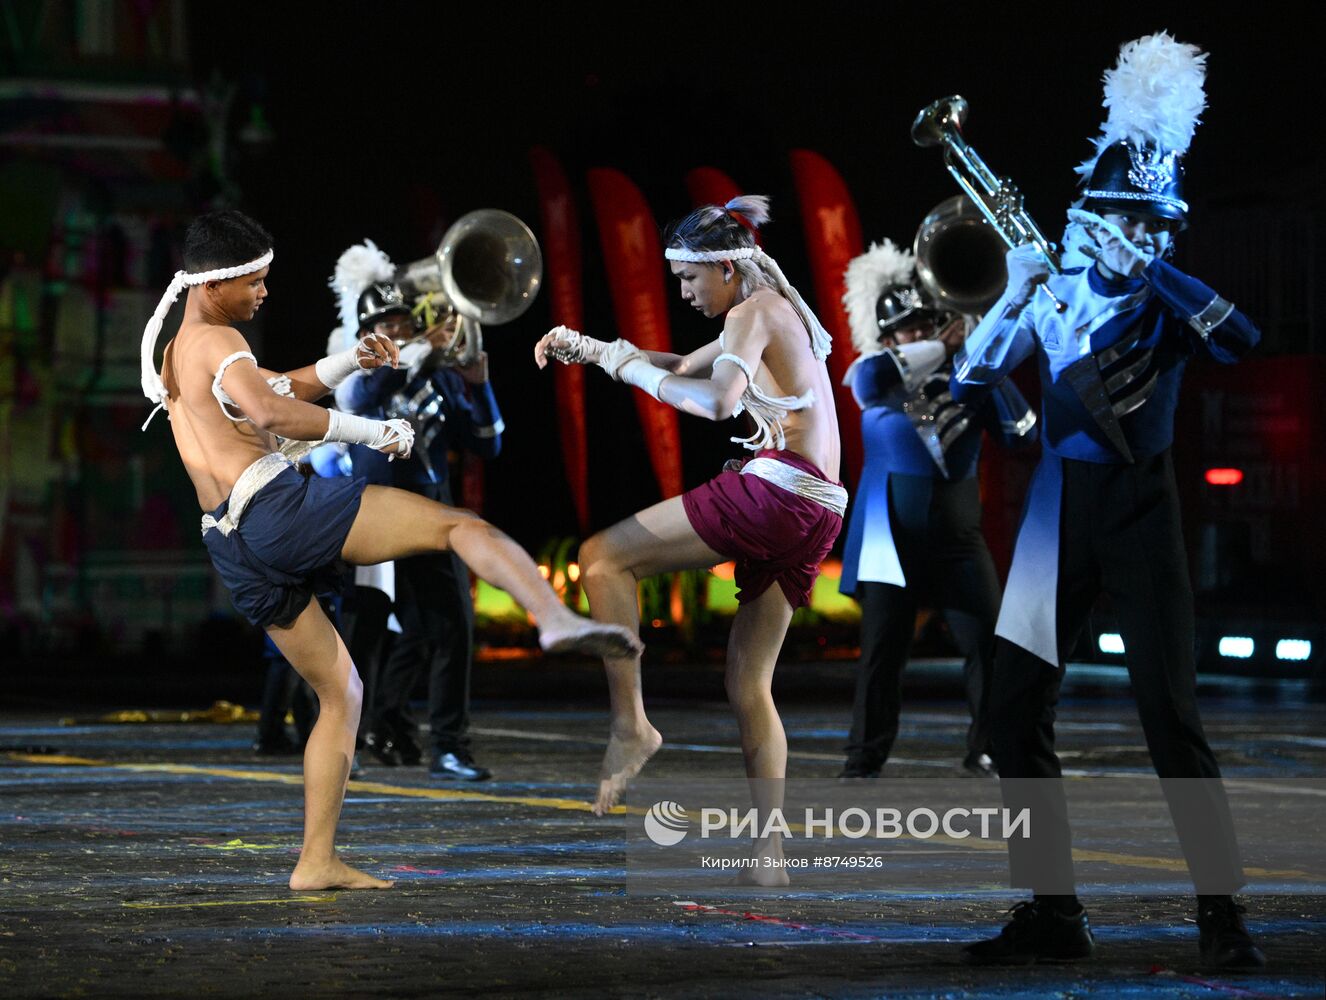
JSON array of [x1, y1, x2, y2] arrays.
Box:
[[1076, 32, 1208, 184], [327, 240, 395, 353], [843, 239, 915, 356]]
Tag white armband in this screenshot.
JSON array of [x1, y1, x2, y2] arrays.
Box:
[[324, 409, 414, 459]]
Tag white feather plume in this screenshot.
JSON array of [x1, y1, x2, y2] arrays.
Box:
[[843, 239, 914, 356], [1076, 32, 1207, 183], [328, 240, 395, 352]]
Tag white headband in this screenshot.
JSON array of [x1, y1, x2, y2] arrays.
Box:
[[140, 250, 274, 427], [664, 246, 758, 263]]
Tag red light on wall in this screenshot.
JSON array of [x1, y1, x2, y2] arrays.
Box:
[[1205, 468, 1244, 486]]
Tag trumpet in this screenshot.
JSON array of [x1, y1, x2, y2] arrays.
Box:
[[912, 96, 1066, 313], [394, 209, 543, 366]]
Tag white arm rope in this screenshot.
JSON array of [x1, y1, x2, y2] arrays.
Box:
[[212, 350, 259, 423], [713, 353, 816, 451]]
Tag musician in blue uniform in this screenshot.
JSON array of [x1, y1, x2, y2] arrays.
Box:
[[331, 243, 504, 782], [837, 239, 1035, 780], [954, 33, 1265, 970]]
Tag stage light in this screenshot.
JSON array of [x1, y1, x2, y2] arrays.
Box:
[[1218, 636, 1255, 658], [1204, 468, 1244, 486], [1275, 639, 1312, 661], [1098, 633, 1125, 654]]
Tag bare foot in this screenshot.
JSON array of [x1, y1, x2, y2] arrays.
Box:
[[289, 855, 394, 890], [737, 864, 791, 887], [540, 611, 643, 660], [737, 837, 791, 886], [592, 724, 663, 816]]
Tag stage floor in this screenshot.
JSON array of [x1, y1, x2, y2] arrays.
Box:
[[2, 685, 1322, 998]]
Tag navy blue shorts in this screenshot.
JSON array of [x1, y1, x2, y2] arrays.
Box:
[[202, 466, 367, 629]]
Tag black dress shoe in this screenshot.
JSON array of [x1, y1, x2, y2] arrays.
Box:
[[391, 725, 423, 767], [962, 752, 996, 776], [964, 900, 1096, 965], [429, 750, 492, 782], [253, 731, 302, 756], [1197, 898, 1266, 969], [838, 758, 881, 781], [363, 730, 402, 766]]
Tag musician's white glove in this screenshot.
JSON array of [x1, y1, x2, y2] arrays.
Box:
[[1067, 209, 1150, 278], [535, 326, 609, 368], [315, 332, 400, 389], [324, 410, 414, 460], [1005, 244, 1052, 312]]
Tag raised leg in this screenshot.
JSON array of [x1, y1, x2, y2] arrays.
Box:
[[340, 486, 642, 660], [264, 598, 393, 890], [578, 495, 726, 814]]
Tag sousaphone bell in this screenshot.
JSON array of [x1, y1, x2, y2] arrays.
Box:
[[394, 209, 543, 366]]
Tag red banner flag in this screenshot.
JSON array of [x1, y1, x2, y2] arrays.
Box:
[[529, 147, 592, 534], [788, 149, 865, 484], [586, 168, 684, 500]]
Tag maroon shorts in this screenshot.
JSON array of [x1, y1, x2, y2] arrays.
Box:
[[681, 449, 843, 609]]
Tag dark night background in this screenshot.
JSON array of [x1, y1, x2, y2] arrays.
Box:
[[184, 4, 1323, 541], [2, 2, 1322, 671]]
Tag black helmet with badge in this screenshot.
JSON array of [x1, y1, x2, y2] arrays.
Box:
[[356, 281, 411, 330]]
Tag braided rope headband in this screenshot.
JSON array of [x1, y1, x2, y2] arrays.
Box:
[[140, 250, 274, 426], [664, 246, 758, 263]]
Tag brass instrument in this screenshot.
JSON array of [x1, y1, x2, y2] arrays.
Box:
[[913, 195, 1010, 316], [394, 209, 543, 365], [912, 96, 1066, 312]]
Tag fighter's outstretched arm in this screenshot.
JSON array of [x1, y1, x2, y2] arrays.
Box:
[[534, 316, 766, 423], [255, 331, 401, 402], [211, 329, 411, 454]]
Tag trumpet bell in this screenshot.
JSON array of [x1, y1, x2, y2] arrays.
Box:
[[914, 195, 1009, 316], [911, 95, 969, 148]]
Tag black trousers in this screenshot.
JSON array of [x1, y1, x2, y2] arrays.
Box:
[[846, 474, 1001, 767], [987, 451, 1244, 894], [345, 482, 476, 754]]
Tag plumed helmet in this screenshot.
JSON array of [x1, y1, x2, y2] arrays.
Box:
[[1076, 33, 1207, 228]]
